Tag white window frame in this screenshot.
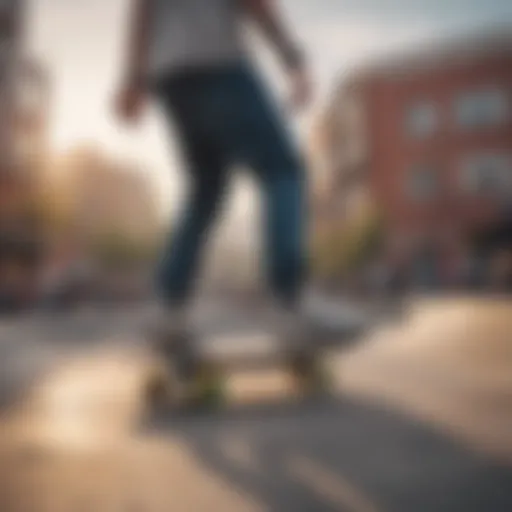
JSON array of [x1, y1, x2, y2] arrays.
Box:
[[460, 153, 512, 195], [405, 101, 438, 139], [455, 88, 510, 130]]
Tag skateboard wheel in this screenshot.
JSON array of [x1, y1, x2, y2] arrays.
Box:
[[289, 354, 331, 397], [188, 363, 225, 409], [142, 360, 181, 411]]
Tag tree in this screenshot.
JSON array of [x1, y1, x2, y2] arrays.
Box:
[[342, 207, 383, 272], [90, 230, 158, 271], [311, 205, 384, 281]]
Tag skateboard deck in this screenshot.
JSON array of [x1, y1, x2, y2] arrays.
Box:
[[143, 323, 363, 413]]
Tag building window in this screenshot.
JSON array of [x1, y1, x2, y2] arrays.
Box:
[[405, 102, 438, 138], [455, 88, 510, 130], [406, 165, 438, 201], [461, 153, 512, 195]]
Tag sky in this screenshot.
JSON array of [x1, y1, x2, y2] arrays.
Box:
[[25, 0, 512, 230]]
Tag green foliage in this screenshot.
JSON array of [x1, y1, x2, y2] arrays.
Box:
[[90, 230, 157, 270], [343, 210, 383, 271], [311, 208, 383, 280], [311, 229, 345, 279]]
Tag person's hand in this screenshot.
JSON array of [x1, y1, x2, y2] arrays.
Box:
[[288, 66, 313, 112], [114, 80, 146, 125]]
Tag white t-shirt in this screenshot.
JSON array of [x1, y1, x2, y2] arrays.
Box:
[[147, 0, 246, 79]]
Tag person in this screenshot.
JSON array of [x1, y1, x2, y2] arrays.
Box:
[[114, 0, 324, 339]]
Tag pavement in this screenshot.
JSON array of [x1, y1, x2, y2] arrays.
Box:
[[0, 295, 510, 511]]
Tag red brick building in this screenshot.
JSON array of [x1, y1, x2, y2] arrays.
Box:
[[320, 29, 512, 286]]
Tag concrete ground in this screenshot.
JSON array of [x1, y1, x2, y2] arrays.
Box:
[[0, 296, 510, 511]]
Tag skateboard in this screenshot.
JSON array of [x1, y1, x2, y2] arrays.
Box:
[[143, 322, 362, 413]]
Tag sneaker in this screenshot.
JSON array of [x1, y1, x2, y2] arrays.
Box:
[[268, 304, 302, 339], [269, 295, 371, 344], [301, 294, 371, 339], [145, 303, 198, 382], [146, 303, 189, 344]]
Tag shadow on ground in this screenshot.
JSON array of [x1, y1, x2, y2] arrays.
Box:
[[144, 397, 512, 512]]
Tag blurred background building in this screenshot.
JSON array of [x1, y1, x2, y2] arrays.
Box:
[[315, 28, 512, 291], [0, 0, 51, 310], [0, 1, 162, 310]]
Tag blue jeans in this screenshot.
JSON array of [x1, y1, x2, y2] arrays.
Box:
[[153, 63, 307, 306]]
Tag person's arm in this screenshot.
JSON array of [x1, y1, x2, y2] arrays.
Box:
[[115, 0, 153, 123], [122, 0, 153, 87], [243, 0, 304, 73], [243, 0, 312, 110]]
